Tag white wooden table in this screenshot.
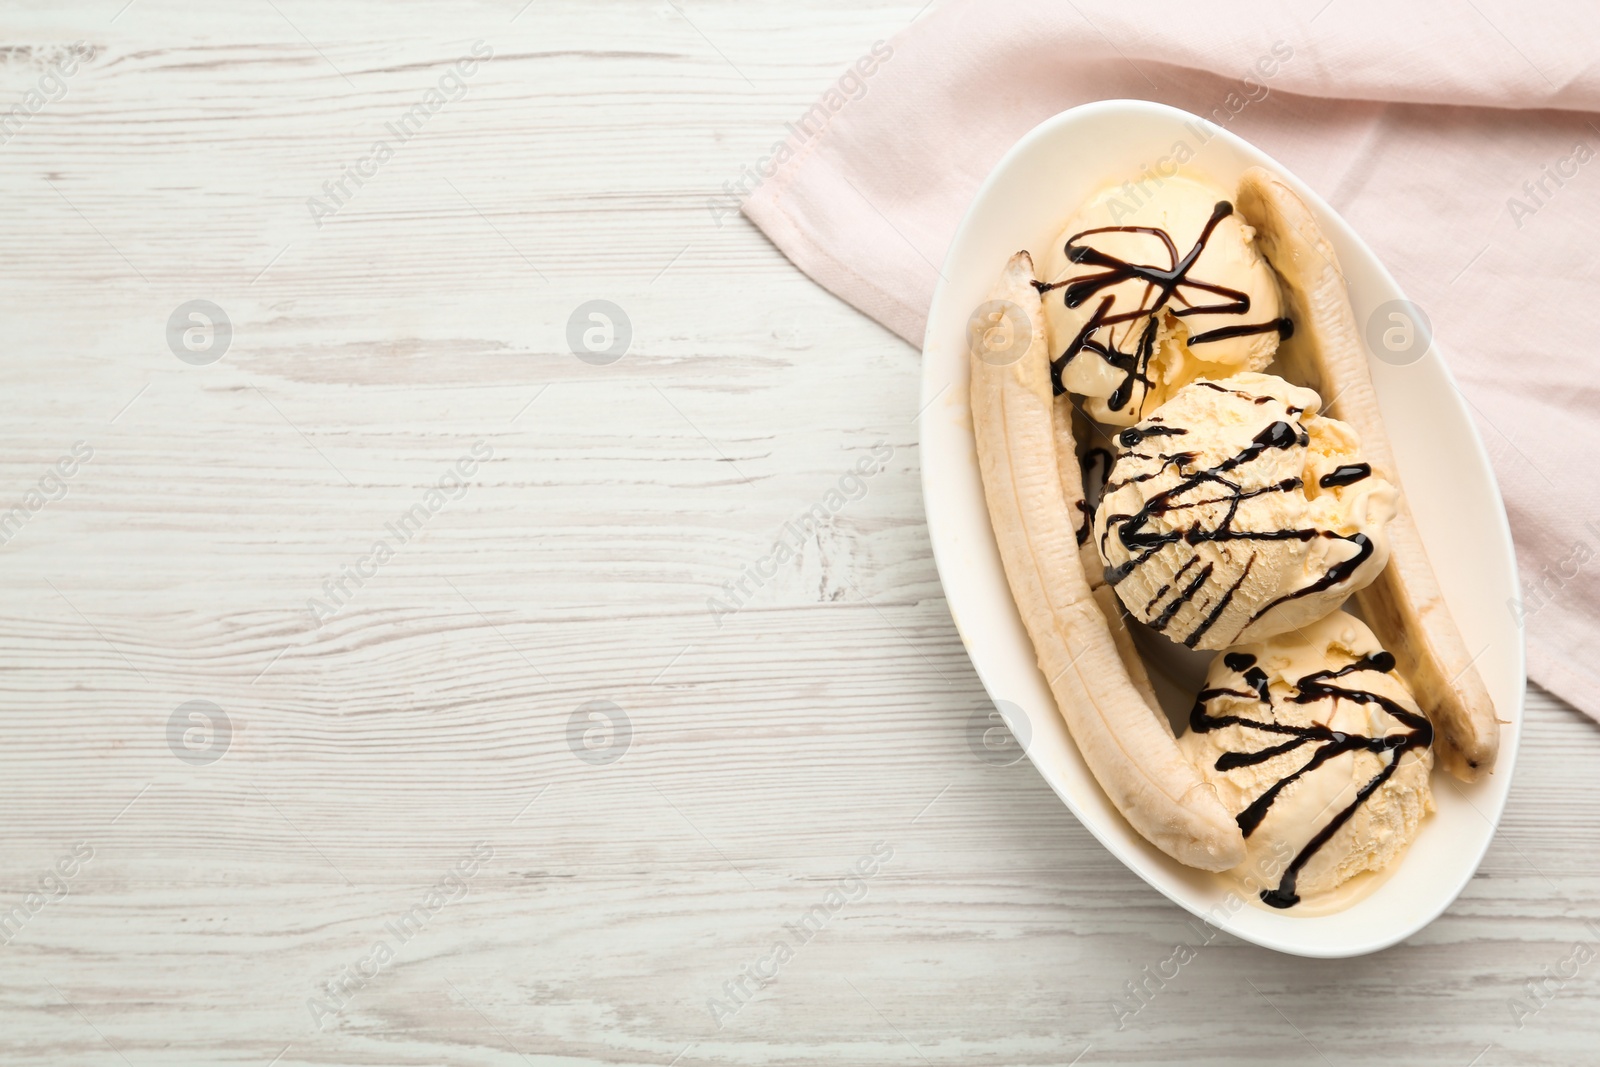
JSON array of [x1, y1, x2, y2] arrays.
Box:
[[2, 3, 1595, 1064]]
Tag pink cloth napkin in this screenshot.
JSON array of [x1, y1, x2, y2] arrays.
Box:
[[744, 0, 1600, 720]]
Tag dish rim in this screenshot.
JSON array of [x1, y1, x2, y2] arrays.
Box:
[[917, 98, 1525, 957]]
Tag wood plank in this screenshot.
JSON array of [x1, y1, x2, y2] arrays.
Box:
[[0, 2, 1593, 1064]]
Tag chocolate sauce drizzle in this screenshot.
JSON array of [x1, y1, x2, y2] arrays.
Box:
[[1074, 447, 1113, 547], [1081, 447, 1112, 507], [1034, 201, 1293, 413], [1319, 463, 1372, 489], [1099, 412, 1374, 649], [1073, 501, 1092, 545], [1190, 650, 1432, 909]]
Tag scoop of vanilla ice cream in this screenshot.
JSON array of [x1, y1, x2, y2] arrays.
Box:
[[1040, 175, 1288, 427], [1093, 372, 1397, 650], [1177, 611, 1434, 910]]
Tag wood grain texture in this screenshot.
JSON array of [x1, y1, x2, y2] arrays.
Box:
[[0, 2, 1595, 1064]]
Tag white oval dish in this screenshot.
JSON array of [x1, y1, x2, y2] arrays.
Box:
[[919, 100, 1523, 958]]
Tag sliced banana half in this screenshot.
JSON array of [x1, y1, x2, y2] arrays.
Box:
[[1235, 167, 1500, 782], [970, 251, 1245, 871]]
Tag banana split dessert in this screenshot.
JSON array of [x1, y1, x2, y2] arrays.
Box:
[[968, 167, 1499, 911]]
